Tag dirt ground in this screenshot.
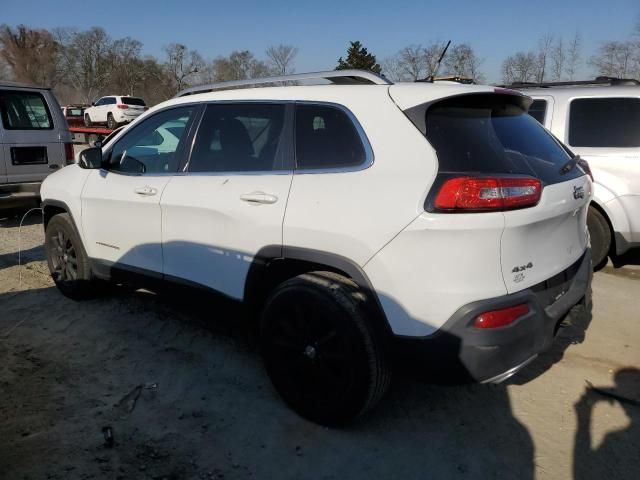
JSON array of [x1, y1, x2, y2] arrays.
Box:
[[1, 207, 638, 480]]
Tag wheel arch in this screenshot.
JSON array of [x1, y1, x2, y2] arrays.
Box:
[[244, 246, 393, 339], [589, 200, 615, 255], [42, 200, 78, 231]]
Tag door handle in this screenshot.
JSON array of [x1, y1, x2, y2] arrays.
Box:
[[240, 191, 278, 205], [134, 186, 158, 196]]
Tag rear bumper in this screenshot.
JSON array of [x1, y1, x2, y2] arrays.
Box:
[[392, 249, 592, 383], [0, 182, 41, 208]]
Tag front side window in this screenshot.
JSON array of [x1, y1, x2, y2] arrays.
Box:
[[527, 99, 547, 125], [106, 106, 195, 174], [295, 104, 367, 170], [189, 103, 286, 172], [0, 90, 53, 130], [569, 97, 640, 147], [105, 97, 117, 105]]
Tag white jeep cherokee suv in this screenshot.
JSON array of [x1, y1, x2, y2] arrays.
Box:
[[40, 71, 593, 425], [84, 95, 147, 130], [515, 77, 640, 268]]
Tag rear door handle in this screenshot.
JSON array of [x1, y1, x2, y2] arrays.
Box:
[[240, 192, 278, 205], [134, 186, 158, 196]]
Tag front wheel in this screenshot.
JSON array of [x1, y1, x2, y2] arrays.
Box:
[[45, 213, 96, 300], [260, 271, 391, 426]]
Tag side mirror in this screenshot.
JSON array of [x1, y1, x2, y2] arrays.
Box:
[[91, 101, 96, 106], [92, 140, 102, 148], [78, 147, 103, 169]]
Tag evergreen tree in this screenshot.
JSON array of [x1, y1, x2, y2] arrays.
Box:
[[336, 41, 382, 73]]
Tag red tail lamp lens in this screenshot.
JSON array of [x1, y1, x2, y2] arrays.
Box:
[[435, 177, 542, 211], [64, 142, 74, 165], [474, 304, 530, 329], [117, 104, 129, 109]]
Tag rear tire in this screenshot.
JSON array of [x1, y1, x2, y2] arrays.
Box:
[[84, 114, 92, 127], [107, 113, 117, 130], [45, 213, 96, 300], [260, 271, 391, 426], [587, 206, 611, 271]]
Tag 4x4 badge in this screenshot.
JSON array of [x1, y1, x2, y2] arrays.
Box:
[[512, 262, 533, 273], [573, 185, 585, 200]]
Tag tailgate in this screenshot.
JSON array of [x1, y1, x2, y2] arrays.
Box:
[[501, 175, 592, 292]]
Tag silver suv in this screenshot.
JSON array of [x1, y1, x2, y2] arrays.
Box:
[[0, 81, 73, 208]]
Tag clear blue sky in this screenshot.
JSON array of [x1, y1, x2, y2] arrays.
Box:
[[3, 0, 639, 82]]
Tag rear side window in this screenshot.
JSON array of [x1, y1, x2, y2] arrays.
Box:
[[295, 104, 367, 170], [424, 94, 582, 185], [527, 99, 547, 125], [569, 97, 640, 147], [189, 103, 286, 172], [0, 90, 53, 130], [122, 97, 146, 106]]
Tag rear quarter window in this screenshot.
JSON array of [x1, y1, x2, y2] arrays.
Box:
[[527, 99, 547, 125], [568, 97, 640, 147], [0, 90, 53, 130]]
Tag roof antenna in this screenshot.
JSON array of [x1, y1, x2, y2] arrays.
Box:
[[420, 40, 451, 83]]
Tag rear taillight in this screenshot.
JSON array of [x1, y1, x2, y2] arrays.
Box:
[[434, 176, 542, 212], [474, 304, 529, 329], [64, 142, 74, 165], [117, 104, 129, 109], [577, 158, 593, 181]]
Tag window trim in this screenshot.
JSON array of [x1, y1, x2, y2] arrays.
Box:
[[101, 103, 203, 177], [293, 101, 374, 174], [182, 100, 295, 176], [0, 89, 55, 131], [566, 95, 640, 149]]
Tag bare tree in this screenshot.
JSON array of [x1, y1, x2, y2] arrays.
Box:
[[502, 51, 539, 84], [380, 55, 403, 81], [110, 37, 147, 96], [443, 43, 485, 82], [551, 37, 565, 81], [589, 41, 635, 78], [162, 43, 204, 95], [535, 34, 554, 82], [0, 24, 60, 86], [265, 44, 298, 75], [55, 27, 114, 103], [397, 45, 429, 80], [565, 31, 582, 80], [211, 50, 269, 82]]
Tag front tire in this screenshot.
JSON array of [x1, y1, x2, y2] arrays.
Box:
[[260, 272, 391, 426], [587, 206, 611, 270], [45, 213, 95, 300]]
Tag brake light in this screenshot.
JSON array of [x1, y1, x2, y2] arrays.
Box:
[[577, 158, 593, 181], [474, 304, 529, 329], [117, 104, 129, 109], [64, 142, 74, 165], [434, 176, 542, 211]]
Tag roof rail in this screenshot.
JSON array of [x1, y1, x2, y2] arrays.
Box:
[[501, 76, 640, 89], [175, 69, 392, 97]]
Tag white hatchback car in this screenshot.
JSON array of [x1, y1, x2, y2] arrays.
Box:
[[40, 70, 593, 425], [515, 77, 640, 268], [84, 95, 147, 130]]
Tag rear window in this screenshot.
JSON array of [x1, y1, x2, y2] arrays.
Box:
[[527, 99, 547, 125], [121, 97, 146, 106], [424, 94, 582, 185], [0, 90, 53, 130], [295, 104, 367, 170], [66, 108, 83, 117], [569, 97, 640, 148]]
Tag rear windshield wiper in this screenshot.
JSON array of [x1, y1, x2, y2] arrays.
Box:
[[559, 155, 580, 175]]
